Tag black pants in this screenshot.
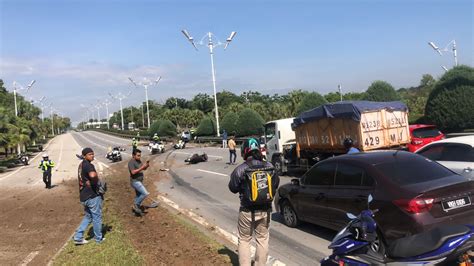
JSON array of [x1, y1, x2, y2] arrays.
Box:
[[229, 149, 236, 164], [43, 171, 52, 188]]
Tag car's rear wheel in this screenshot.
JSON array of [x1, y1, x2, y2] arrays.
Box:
[[281, 200, 299, 227]]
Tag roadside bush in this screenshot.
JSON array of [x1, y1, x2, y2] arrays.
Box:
[[425, 65, 474, 132], [295, 92, 327, 115], [196, 117, 216, 136], [220, 111, 239, 135], [236, 108, 265, 137], [157, 119, 177, 137], [148, 120, 163, 136]]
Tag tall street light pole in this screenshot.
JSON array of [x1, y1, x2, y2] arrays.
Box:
[[129, 77, 161, 128], [181, 29, 237, 137], [50, 105, 55, 136], [12, 80, 36, 117], [338, 85, 343, 102], [428, 40, 458, 69], [104, 99, 111, 129], [110, 91, 130, 130]]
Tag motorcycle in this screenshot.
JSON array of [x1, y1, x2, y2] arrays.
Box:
[[321, 195, 474, 266], [149, 141, 165, 154], [173, 140, 186, 149], [185, 153, 208, 164], [17, 153, 29, 165], [105, 147, 122, 162]]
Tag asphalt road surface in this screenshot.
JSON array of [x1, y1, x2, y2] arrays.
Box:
[[71, 130, 335, 265]]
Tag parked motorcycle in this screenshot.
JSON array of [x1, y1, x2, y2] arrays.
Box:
[[17, 153, 29, 165], [185, 153, 208, 164], [105, 147, 122, 162], [321, 195, 473, 266], [149, 141, 165, 154]]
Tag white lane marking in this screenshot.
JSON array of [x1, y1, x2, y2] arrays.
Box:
[[0, 138, 54, 180], [55, 138, 64, 171], [172, 151, 223, 159], [74, 132, 131, 156], [158, 195, 285, 266], [20, 250, 40, 266], [197, 169, 228, 177], [98, 161, 110, 169]]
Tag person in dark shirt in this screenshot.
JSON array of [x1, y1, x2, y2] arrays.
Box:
[[228, 138, 280, 266], [73, 147, 105, 245], [128, 149, 157, 216]]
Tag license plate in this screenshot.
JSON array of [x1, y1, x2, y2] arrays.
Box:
[[442, 196, 471, 211]]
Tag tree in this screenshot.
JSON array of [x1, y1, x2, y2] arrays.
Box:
[[425, 65, 474, 132], [220, 111, 239, 135], [157, 119, 177, 137], [295, 92, 327, 115], [164, 97, 189, 109], [217, 90, 242, 108], [363, 80, 400, 102], [149, 120, 163, 136], [324, 92, 342, 103], [236, 108, 265, 137], [196, 116, 216, 136], [191, 93, 214, 113]]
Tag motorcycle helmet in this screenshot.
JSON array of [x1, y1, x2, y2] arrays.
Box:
[[42, 153, 49, 158], [243, 138, 261, 160], [343, 138, 354, 149]]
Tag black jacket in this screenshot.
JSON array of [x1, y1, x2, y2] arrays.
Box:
[[228, 158, 280, 210]]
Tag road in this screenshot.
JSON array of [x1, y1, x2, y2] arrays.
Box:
[[71, 130, 334, 265]]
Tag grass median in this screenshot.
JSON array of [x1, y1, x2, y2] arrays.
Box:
[[52, 201, 144, 266]]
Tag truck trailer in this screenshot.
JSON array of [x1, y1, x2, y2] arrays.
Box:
[[264, 101, 410, 174]]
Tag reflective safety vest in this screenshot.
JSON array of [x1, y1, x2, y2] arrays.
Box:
[[132, 140, 138, 147], [153, 136, 159, 141], [39, 160, 55, 172]]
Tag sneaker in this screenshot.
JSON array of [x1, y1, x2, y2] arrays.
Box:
[[96, 237, 106, 244], [74, 239, 89, 245], [132, 205, 143, 215], [148, 201, 159, 208]]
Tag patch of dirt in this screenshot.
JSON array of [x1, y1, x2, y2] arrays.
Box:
[[106, 157, 234, 265], [0, 181, 81, 265]]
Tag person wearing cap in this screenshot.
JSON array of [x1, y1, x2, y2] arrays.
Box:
[[38, 153, 55, 189], [228, 138, 280, 266], [344, 137, 360, 154], [73, 147, 105, 245]]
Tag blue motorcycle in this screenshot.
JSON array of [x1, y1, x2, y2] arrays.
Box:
[[321, 195, 473, 265]]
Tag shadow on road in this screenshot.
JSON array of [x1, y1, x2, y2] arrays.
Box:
[[271, 212, 335, 242]]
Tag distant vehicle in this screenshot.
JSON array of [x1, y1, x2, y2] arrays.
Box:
[[128, 122, 136, 131], [181, 131, 191, 142], [408, 124, 444, 152], [416, 136, 474, 180], [105, 147, 122, 162], [265, 101, 411, 175], [275, 151, 474, 248]]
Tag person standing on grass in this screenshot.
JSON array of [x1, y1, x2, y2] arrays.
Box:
[[73, 147, 105, 245], [228, 136, 237, 165], [222, 129, 228, 149], [128, 148, 158, 216]]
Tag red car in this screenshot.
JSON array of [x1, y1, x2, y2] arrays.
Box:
[[408, 124, 444, 152]]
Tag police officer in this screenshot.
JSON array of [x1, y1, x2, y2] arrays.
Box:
[[132, 137, 138, 152], [152, 133, 160, 143], [39, 153, 55, 189]]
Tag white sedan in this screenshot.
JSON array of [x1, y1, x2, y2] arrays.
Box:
[[416, 136, 474, 180]]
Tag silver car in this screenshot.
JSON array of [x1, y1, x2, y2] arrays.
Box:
[[416, 136, 474, 179]]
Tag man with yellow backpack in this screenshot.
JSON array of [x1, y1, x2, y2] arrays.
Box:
[[228, 138, 280, 266], [39, 153, 55, 189]]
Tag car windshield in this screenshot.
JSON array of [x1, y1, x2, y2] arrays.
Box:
[[374, 154, 454, 186], [417, 143, 474, 162], [412, 127, 441, 138]]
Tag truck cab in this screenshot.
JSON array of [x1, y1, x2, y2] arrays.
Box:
[[264, 118, 295, 173]]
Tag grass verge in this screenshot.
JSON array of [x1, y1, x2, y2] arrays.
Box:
[[52, 201, 144, 265]]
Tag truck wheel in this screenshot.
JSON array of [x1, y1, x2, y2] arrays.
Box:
[[281, 200, 299, 227], [272, 156, 283, 176]]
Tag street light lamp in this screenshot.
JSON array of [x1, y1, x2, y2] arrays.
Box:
[[428, 40, 458, 67], [128, 76, 161, 128], [109, 91, 131, 130], [181, 29, 237, 137], [12, 80, 36, 116]]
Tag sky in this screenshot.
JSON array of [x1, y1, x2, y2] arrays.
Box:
[[1, 0, 473, 124]]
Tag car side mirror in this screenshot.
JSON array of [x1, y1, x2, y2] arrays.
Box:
[[291, 179, 300, 186], [368, 194, 373, 203]]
